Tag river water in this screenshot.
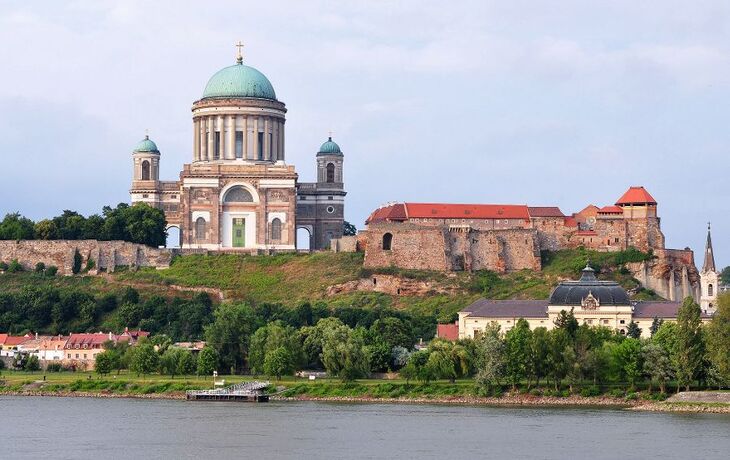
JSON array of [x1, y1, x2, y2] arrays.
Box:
[[2, 396, 729, 459]]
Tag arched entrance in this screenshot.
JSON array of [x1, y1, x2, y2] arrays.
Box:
[[166, 225, 181, 248], [296, 227, 312, 252]]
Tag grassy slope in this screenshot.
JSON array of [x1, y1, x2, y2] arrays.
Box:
[[0, 248, 659, 324]]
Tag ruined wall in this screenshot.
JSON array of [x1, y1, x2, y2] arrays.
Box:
[[628, 248, 700, 302], [330, 236, 358, 253], [362, 224, 541, 272], [0, 240, 173, 275]]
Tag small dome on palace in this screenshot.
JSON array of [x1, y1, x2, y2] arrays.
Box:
[[133, 135, 159, 153], [202, 62, 277, 100], [548, 264, 631, 306], [317, 137, 343, 156]]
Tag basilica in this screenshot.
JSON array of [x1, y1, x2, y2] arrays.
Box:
[[129, 47, 346, 251]]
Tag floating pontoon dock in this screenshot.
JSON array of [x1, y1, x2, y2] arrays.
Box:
[[186, 381, 270, 402]]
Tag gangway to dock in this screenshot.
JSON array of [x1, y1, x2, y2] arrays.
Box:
[[186, 381, 271, 402]]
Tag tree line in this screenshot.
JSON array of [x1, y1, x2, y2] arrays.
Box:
[[0, 203, 167, 247]]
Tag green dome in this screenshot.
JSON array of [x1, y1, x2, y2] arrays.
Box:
[[133, 135, 159, 153], [202, 62, 277, 100], [317, 137, 343, 156]]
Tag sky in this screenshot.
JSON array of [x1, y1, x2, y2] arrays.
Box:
[[0, 0, 728, 268]]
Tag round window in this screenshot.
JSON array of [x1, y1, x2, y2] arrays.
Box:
[[326, 206, 335, 214]]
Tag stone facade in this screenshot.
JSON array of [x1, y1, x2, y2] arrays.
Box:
[[0, 240, 173, 275], [130, 54, 345, 252], [362, 187, 702, 300]]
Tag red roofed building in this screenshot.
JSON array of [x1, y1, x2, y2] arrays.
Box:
[[63, 329, 149, 370], [436, 322, 459, 341]]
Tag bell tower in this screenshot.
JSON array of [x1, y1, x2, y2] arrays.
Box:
[[700, 223, 720, 314], [130, 134, 161, 208]]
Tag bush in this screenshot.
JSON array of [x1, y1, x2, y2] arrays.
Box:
[[46, 362, 64, 372], [0, 261, 7, 271], [580, 386, 601, 397], [529, 388, 543, 396], [608, 388, 625, 398], [46, 265, 58, 277], [35, 262, 46, 273], [625, 392, 639, 401], [24, 355, 40, 372], [85, 258, 95, 271], [72, 250, 82, 274], [8, 259, 23, 273]]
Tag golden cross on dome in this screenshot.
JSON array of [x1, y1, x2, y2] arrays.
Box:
[[235, 40, 244, 63]]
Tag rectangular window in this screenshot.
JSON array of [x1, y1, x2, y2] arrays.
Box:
[[620, 319, 625, 324], [269, 133, 273, 157], [75, 354, 79, 359], [235, 131, 244, 158], [214, 132, 221, 159], [257, 132, 264, 160]]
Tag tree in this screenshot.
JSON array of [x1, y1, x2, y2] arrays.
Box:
[[528, 327, 549, 387], [424, 339, 472, 383], [264, 346, 294, 380], [400, 350, 430, 383], [0, 212, 35, 240], [391, 346, 411, 370], [649, 316, 663, 337], [343, 221, 357, 236], [547, 328, 572, 390], [370, 317, 414, 350], [161, 347, 187, 378], [612, 338, 643, 390], [72, 249, 82, 275], [642, 343, 672, 393], [674, 297, 704, 391], [721, 266, 730, 286], [204, 303, 257, 373], [474, 323, 505, 392], [302, 317, 345, 369], [34, 262, 46, 273], [321, 325, 370, 381], [504, 318, 532, 390], [706, 293, 730, 387], [248, 321, 302, 375], [95, 351, 114, 376], [554, 309, 579, 338], [197, 347, 219, 376], [34, 219, 58, 240], [24, 355, 40, 372], [129, 342, 160, 377], [626, 321, 642, 339]]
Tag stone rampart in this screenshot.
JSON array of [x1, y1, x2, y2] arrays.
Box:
[[0, 240, 173, 275], [628, 248, 699, 302]]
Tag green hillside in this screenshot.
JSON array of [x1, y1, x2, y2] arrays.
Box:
[[0, 248, 659, 336]]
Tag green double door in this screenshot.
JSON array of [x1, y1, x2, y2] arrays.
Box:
[[232, 218, 245, 247]]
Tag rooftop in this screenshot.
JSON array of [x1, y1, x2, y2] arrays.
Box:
[[615, 186, 657, 206]]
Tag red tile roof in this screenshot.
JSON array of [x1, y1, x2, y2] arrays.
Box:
[[3, 336, 30, 346], [365, 203, 407, 224], [563, 216, 578, 227], [528, 206, 565, 218], [436, 323, 459, 341], [65, 333, 115, 348], [598, 205, 623, 214], [0, 334, 7, 345], [615, 186, 657, 205], [403, 203, 530, 220]]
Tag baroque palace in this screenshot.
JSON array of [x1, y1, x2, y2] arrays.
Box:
[[129, 45, 346, 251]]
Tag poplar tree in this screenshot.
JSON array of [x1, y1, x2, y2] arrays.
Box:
[[505, 319, 532, 390], [706, 293, 730, 387], [674, 297, 703, 391]]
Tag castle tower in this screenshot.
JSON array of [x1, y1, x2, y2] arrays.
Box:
[[296, 136, 347, 250], [614, 186, 665, 251], [700, 223, 720, 314], [130, 134, 161, 207]]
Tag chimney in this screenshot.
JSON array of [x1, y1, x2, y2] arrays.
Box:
[[125, 327, 129, 332], [108, 332, 113, 341], [35, 332, 38, 340]]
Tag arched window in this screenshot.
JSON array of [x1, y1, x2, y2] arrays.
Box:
[[271, 218, 282, 241], [708, 284, 714, 297], [195, 217, 206, 240], [223, 186, 254, 203], [326, 163, 335, 183], [141, 160, 151, 180], [382, 233, 393, 251]]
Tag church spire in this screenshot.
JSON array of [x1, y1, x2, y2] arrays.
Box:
[[703, 222, 716, 273]]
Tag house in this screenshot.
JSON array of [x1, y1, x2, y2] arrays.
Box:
[[0, 333, 33, 358], [64, 332, 116, 371]]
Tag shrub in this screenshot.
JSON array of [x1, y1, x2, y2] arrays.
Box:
[[46, 362, 64, 372], [0, 359, 5, 370], [580, 386, 601, 397], [46, 265, 58, 277], [7, 259, 23, 273], [608, 388, 625, 398], [529, 388, 543, 396], [35, 262, 46, 273], [24, 355, 40, 372], [0, 261, 7, 271], [72, 250, 82, 274], [85, 258, 95, 271], [625, 392, 639, 401]]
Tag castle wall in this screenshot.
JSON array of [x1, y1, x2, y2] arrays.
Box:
[[0, 240, 173, 275], [627, 248, 699, 302]]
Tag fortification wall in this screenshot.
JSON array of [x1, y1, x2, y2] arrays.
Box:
[[362, 224, 541, 272], [0, 240, 173, 275]]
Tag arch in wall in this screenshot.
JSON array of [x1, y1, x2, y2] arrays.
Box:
[[195, 217, 207, 240], [223, 186, 254, 203], [326, 163, 335, 183], [219, 182, 259, 204], [165, 225, 181, 248], [382, 232, 393, 251], [141, 160, 151, 180], [271, 218, 282, 241], [708, 284, 714, 296], [296, 226, 312, 252]]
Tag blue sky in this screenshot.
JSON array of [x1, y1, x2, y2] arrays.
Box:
[[0, 0, 727, 268]]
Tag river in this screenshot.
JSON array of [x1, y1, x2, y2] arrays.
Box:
[[3, 396, 729, 459]]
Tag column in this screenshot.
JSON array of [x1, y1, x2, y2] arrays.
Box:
[[193, 119, 200, 162], [271, 118, 279, 162], [264, 118, 271, 161], [227, 115, 235, 160], [243, 116, 249, 160], [207, 117, 214, 160], [253, 117, 259, 160], [217, 116, 224, 160], [200, 117, 208, 161], [280, 119, 285, 162]]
